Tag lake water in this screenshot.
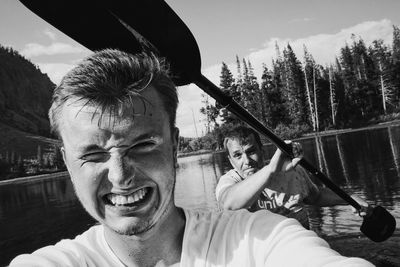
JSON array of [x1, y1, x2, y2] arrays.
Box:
[[1, 124, 400, 265]]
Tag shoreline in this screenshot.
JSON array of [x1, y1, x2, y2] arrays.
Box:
[[300, 119, 400, 139], [177, 119, 400, 156]]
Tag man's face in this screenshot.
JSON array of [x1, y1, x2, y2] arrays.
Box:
[[59, 86, 179, 236], [226, 134, 264, 178]]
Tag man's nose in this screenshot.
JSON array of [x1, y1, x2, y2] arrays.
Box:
[[107, 156, 135, 187], [242, 153, 250, 165]]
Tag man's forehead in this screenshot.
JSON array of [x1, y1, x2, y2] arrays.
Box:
[[58, 87, 170, 147], [227, 134, 258, 150]]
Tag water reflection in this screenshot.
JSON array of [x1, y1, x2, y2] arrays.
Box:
[[0, 177, 95, 266], [1, 125, 400, 266], [175, 153, 224, 211]]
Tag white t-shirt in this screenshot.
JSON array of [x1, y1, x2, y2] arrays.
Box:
[[10, 209, 373, 267], [216, 167, 320, 228]]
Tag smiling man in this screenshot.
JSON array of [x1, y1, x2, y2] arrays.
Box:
[[10, 49, 373, 267]]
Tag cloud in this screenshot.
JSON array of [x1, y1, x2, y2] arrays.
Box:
[[21, 42, 86, 57], [43, 29, 57, 41], [36, 63, 76, 85], [176, 19, 396, 137], [246, 19, 395, 80], [176, 84, 208, 137]]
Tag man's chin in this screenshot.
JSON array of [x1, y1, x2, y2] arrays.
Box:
[[106, 218, 153, 236]]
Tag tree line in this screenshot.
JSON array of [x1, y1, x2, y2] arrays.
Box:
[[195, 25, 400, 149], [0, 144, 66, 181]]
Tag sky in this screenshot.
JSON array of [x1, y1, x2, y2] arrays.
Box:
[[1, 0, 400, 137]]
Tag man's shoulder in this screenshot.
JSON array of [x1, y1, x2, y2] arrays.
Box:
[[9, 225, 118, 266]]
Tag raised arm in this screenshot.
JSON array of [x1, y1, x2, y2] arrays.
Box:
[[217, 165, 275, 210], [216, 141, 303, 210]]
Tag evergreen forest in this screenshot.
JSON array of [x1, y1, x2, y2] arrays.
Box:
[[182, 26, 400, 153]]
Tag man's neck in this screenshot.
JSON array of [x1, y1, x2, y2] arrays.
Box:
[[104, 207, 186, 267]]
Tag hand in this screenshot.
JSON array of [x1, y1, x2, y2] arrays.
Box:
[[350, 194, 371, 217], [268, 140, 303, 174]]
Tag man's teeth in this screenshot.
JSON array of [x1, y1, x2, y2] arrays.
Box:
[[107, 188, 148, 206]]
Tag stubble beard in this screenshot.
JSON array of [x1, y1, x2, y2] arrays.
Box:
[[113, 218, 153, 236]]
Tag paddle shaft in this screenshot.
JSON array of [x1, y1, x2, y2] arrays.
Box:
[[195, 74, 362, 210]]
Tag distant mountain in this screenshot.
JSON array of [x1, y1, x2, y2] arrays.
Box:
[[0, 45, 55, 137]]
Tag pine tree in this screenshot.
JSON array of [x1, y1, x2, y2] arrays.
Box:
[[260, 65, 287, 128], [270, 44, 290, 127], [354, 37, 379, 118], [235, 56, 245, 108], [236, 55, 243, 85], [200, 94, 219, 134], [369, 39, 394, 114], [316, 65, 335, 129], [241, 58, 250, 108], [339, 43, 362, 124], [333, 57, 347, 127], [303, 46, 318, 131], [220, 62, 235, 90], [328, 65, 338, 126], [218, 62, 239, 124], [391, 25, 400, 107], [282, 44, 309, 126], [242, 59, 262, 121], [345, 36, 378, 120]]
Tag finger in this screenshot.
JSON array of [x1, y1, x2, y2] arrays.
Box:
[[292, 142, 303, 158], [291, 157, 302, 168]]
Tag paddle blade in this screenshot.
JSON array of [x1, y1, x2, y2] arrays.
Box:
[[18, 0, 201, 86], [105, 0, 202, 86], [18, 0, 143, 58], [360, 206, 396, 242]]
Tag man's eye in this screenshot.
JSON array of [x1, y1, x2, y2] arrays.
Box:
[[233, 154, 241, 159], [81, 152, 108, 162], [131, 141, 156, 151]]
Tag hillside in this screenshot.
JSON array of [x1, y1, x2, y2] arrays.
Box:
[[0, 45, 55, 137]]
